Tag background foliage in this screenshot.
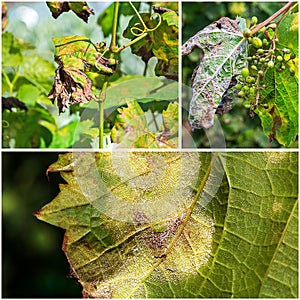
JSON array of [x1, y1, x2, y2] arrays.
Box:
[[2, 152, 82, 297], [182, 2, 298, 148]]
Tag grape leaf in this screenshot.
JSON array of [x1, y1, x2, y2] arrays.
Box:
[[84, 76, 178, 110], [2, 107, 55, 148], [2, 2, 8, 31], [123, 10, 178, 80], [182, 17, 247, 129], [257, 13, 298, 146], [36, 152, 298, 297], [46, 2, 94, 23], [48, 36, 118, 113], [2, 32, 35, 67], [111, 100, 178, 148]]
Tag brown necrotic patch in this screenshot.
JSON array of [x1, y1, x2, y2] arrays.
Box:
[[142, 217, 183, 258]]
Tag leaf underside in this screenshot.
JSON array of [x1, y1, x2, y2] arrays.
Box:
[[36, 152, 298, 298], [182, 17, 247, 129]]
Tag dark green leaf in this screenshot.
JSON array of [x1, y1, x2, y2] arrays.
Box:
[[257, 13, 298, 146]]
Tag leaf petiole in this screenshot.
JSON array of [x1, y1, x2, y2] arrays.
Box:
[[251, 1, 295, 35]]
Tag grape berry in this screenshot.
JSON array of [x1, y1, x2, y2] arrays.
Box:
[[238, 17, 296, 116]]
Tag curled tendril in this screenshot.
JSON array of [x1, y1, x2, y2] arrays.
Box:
[[130, 12, 162, 37]]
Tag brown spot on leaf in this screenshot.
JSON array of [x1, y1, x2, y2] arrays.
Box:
[[48, 65, 95, 114]]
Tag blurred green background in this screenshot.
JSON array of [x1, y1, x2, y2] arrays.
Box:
[[182, 2, 298, 148], [2, 152, 82, 297]]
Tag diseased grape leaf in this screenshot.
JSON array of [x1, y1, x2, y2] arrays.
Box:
[[2, 2, 8, 31], [48, 65, 95, 114], [35, 152, 298, 297], [46, 2, 94, 23], [48, 36, 118, 113], [257, 13, 298, 146], [123, 9, 178, 80], [182, 17, 247, 129], [111, 100, 178, 148]]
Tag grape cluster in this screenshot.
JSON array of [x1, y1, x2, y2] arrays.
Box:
[[236, 16, 296, 114]]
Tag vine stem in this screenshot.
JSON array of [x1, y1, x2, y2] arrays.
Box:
[[98, 2, 119, 148], [251, 1, 294, 35]]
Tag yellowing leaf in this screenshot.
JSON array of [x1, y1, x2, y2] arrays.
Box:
[[111, 100, 178, 148]]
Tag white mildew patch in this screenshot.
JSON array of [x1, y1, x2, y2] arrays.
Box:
[[267, 152, 289, 164]]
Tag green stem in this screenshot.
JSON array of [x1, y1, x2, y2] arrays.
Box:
[[98, 2, 119, 148], [2, 69, 19, 96], [98, 80, 108, 149], [110, 2, 119, 53], [116, 32, 148, 53]]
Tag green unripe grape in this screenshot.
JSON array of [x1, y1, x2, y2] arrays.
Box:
[[248, 37, 253, 43], [258, 70, 264, 76], [290, 53, 296, 59], [262, 84, 267, 89], [236, 83, 243, 90], [242, 85, 249, 92], [257, 48, 264, 55], [251, 16, 258, 25], [238, 91, 245, 98], [274, 38, 279, 43], [251, 65, 258, 71], [243, 28, 252, 38], [252, 37, 263, 49], [263, 38, 269, 46], [259, 57, 266, 63], [276, 55, 283, 62], [249, 87, 256, 96], [247, 57, 253, 61], [281, 65, 285, 70], [267, 60, 274, 68], [283, 48, 290, 53], [269, 49, 275, 55], [246, 76, 255, 84], [241, 67, 250, 78]]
